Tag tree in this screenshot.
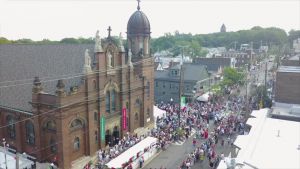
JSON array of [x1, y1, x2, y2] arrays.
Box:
[[13, 38, 34, 44], [0, 37, 11, 44], [60, 38, 80, 44], [255, 85, 272, 108], [221, 67, 244, 87], [151, 26, 288, 55], [288, 29, 300, 47]]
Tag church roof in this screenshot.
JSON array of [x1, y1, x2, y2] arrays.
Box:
[[127, 10, 151, 35], [0, 44, 94, 112]]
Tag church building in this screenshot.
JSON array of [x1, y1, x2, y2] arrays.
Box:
[[0, 2, 154, 169]]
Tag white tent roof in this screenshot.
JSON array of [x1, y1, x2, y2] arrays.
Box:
[[234, 108, 300, 169], [106, 137, 158, 168], [153, 106, 166, 119], [0, 148, 34, 169], [197, 92, 211, 102]]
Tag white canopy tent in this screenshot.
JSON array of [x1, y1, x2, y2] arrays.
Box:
[[106, 137, 158, 169], [196, 92, 212, 102], [153, 106, 167, 127], [0, 148, 34, 169], [153, 105, 166, 119]]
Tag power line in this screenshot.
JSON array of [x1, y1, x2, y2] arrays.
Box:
[[0, 74, 154, 129], [0, 57, 153, 89]]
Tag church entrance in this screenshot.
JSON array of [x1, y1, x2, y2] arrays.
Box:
[[105, 130, 112, 146], [112, 126, 120, 146]]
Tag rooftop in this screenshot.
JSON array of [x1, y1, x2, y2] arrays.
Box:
[[277, 66, 300, 73], [0, 44, 93, 112], [228, 109, 300, 169], [270, 102, 300, 121], [287, 54, 300, 61], [155, 63, 209, 82]]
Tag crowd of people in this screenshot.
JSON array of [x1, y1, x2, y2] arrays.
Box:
[[94, 93, 247, 169], [177, 96, 247, 169]]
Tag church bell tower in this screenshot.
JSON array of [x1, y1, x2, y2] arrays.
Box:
[[127, 0, 151, 59]]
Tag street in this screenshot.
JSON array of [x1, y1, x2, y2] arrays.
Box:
[[144, 59, 274, 169]]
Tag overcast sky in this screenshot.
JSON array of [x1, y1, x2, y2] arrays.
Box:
[[0, 0, 299, 40]]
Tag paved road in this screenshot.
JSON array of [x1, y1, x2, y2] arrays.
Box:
[[144, 121, 236, 169], [143, 134, 195, 169]]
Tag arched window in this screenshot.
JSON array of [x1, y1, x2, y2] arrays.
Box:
[[106, 91, 110, 113], [135, 113, 138, 121], [70, 119, 83, 130], [50, 138, 57, 153], [74, 137, 80, 150], [111, 89, 116, 112], [45, 120, 56, 131], [25, 121, 35, 145], [7, 115, 16, 139]]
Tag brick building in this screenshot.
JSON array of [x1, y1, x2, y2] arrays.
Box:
[[0, 3, 154, 169], [275, 66, 300, 105]]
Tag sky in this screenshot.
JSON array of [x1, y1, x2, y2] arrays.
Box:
[[0, 0, 299, 40]]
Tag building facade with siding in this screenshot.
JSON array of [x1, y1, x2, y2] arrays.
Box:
[[154, 63, 209, 104]]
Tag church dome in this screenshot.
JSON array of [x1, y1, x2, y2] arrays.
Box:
[[127, 10, 151, 35]]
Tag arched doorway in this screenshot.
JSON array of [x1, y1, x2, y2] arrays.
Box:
[[112, 126, 120, 145], [105, 130, 111, 147]]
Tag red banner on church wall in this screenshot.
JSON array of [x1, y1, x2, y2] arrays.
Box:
[[122, 108, 127, 130]]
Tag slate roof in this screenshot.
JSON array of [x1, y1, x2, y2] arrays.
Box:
[[0, 44, 94, 112], [155, 63, 209, 82], [193, 57, 231, 72]]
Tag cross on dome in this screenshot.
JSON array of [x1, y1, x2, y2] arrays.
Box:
[[137, 0, 141, 10]]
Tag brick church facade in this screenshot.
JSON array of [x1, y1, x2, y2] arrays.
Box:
[[0, 3, 154, 169]]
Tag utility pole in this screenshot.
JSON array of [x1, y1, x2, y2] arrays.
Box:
[[250, 41, 253, 66], [260, 40, 262, 50], [234, 41, 237, 51], [16, 153, 19, 169], [179, 47, 185, 127], [245, 64, 249, 118], [264, 62, 268, 91], [179, 47, 183, 103]]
